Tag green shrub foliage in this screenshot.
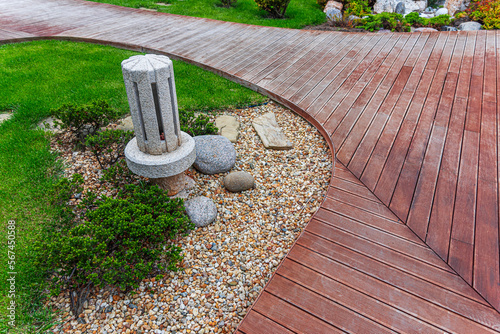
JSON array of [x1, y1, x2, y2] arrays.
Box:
[[51, 100, 120, 142], [357, 13, 451, 31], [37, 182, 193, 317], [179, 111, 218, 137], [345, 0, 371, 17], [85, 129, 134, 169], [254, 0, 292, 18], [317, 0, 328, 9]]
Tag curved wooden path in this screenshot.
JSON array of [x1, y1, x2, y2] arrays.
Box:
[[1, 0, 500, 331]]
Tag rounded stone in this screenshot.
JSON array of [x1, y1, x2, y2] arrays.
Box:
[[395, 2, 405, 15], [459, 21, 482, 31], [193, 135, 236, 175], [125, 131, 196, 178], [224, 171, 255, 193], [185, 196, 217, 227], [434, 7, 448, 15]]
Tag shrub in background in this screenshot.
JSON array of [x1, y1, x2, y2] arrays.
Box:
[[51, 100, 120, 143], [254, 0, 292, 18], [220, 0, 237, 7], [358, 12, 410, 31], [36, 182, 193, 317], [317, 0, 328, 9], [345, 0, 371, 17], [467, 0, 500, 29]]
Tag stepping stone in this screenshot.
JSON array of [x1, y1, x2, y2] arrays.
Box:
[[115, 116, 134, 132], [38, 117, 62, 133], [0, 113, 12, 124], [252, 113, 293, 150], [215, 115, 239, 143]]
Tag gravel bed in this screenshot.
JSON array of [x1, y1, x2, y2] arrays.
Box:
[[47, 101, 332, 334]]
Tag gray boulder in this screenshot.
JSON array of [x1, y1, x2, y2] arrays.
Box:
[[441, 25, 458, 31], [185, 196, 217, 227], [224, 171, 255, 193], [459, 21, 482, 31], [193, 135, 236, 175], [326, 8, 342, 21], [395, 2, 405, 14], [435, 7, 449, 15]]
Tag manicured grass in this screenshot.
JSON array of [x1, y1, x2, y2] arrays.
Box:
[[90, 0, 326, 29], [0, 39, 266, 332]]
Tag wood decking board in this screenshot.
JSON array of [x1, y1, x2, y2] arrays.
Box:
[[1, 2, 499, 330], [334, 33, 438, 166], [281, 33, 361, 101], [308, 33, 398, 121], [315, 33, 405, 125], [270, 33, 351, 95]]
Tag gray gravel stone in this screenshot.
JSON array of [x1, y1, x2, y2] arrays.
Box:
[[441, 25, 458, 31], [185, 196, 217, 227], [193, 135, 236, 174], [224, 171, 255, 192], [435, 7, 448, 15], [326, 8, 342, 21], [395, 2, 405, 14], [459, 21, 482, 30]]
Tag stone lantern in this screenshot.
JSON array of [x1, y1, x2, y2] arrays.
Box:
[[122, 54, 195, 195]]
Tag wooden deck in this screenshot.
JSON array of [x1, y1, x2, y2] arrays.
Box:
[[1, 0, 499, 331]]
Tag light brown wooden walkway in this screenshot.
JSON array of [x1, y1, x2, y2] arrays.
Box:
[[1, 0, 499, 331]]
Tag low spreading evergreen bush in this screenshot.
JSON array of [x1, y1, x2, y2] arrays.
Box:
[[467, 0, 500, 29], [51, 100, 120, 142], [36, 181, 193, 317], [85, 129, 134, 169]]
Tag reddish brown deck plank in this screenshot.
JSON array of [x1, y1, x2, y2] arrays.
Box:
[[1, 3, 499, 330]]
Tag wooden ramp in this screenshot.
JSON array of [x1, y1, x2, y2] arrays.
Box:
[[0, 0, 499, 331]]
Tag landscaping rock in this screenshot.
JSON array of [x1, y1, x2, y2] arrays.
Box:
[[326, 8, 342, 21], [0, 113, 12, 124], [435, 7, 448, 15], [395, 2, 406, 14], [224, 171, 255, 192], [459, 21, 482, 30], [374, 0, 426, 14], [252, 113, 293, 150], [193, 135, 236, 174], [323, 0, 343, 11], [414, 27, 439, 32], [38, 117, 62, 133], [185, 196, 217, 227], [441, 25, 458, 31], [420, 12, 435, 18], [444, 0, 469, 15], [115, 116, 134, 131], [215, 115, 239, 143]]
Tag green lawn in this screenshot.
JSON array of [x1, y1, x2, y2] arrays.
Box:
[[0, 40, 266, 333], [90, 0, 326, 29]]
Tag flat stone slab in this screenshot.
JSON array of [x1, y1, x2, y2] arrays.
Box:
[[252, 112, 293, 150], [38, 117, 62, 133], [0, 113, 12, 124], [115, 116, 134, 132], [215, 115, 240, 143]]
